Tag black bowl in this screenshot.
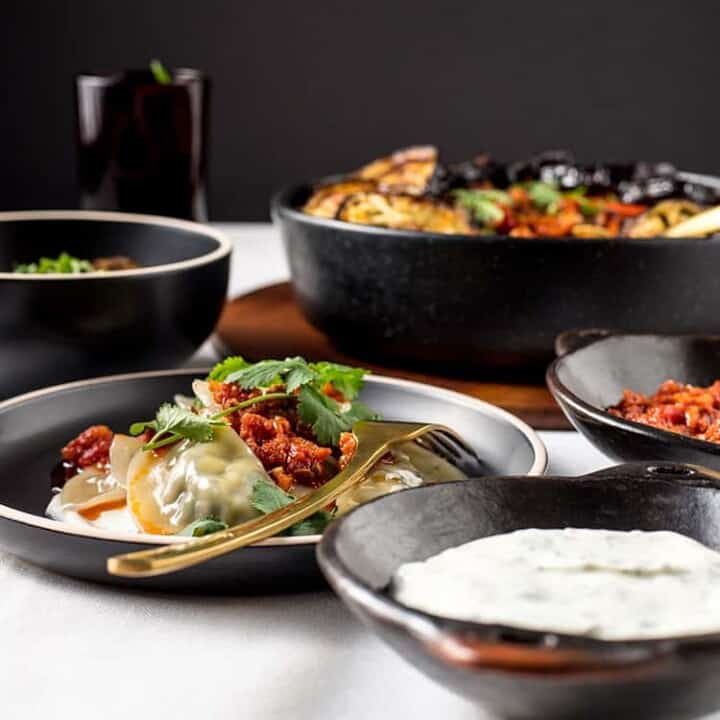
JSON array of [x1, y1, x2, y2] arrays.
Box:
[[547, 330, 720, 469], [273, 179, 720, 373], [0, 210, 230, 397], [0, 369, 545, 593], [318, 463, 720, 720]]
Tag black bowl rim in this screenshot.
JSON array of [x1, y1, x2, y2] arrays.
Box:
[[0, 210, 231, 280], [272, 171, 720, 244], [317, 472, 720, 658], [0, 368, 546, 547], [545, 332, 720, 457]]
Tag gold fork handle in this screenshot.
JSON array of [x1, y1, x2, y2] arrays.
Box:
[[107, 422, 433, 578]]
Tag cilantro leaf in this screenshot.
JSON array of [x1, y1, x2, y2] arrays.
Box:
[[297, 385, 347, 446], [286, 511, 334, 536], [297, 386, 379, 446], [130, 403, 224, 449], [207, 356, 250, 382], [179, 517, 229, 537], [285, 364, 317, 393], [251, 479, 334, 536], [226, 357, 313, 389], [251, 478, 294, 514], [310, 361, 368, 400]]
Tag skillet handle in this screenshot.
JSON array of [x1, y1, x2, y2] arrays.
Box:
[[554, 328, 613, 357], [587, 462, 720, 485]]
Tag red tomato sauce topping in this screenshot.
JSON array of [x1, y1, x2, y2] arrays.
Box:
[[608, 380, 720, 442]]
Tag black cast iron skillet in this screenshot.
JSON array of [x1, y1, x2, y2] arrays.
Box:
[[547, 330, 720, 468], [318, 463, 720, 720], [0, 368, 545, 593], [0, 210, 230, 398], [273, 176, 720, 374]]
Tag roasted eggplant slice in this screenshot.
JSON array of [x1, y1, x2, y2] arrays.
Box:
[[355, 146, 438, 195], [303, 180, 376, 218], [337, 192, 474, 234]]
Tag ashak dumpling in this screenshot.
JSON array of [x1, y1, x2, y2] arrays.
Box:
[[125, 425, 271, 534]]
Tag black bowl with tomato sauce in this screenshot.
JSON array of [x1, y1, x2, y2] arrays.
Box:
[[0, 211, 230, 398], [547, 330, 720, 468], [274, 175, 720, 375]]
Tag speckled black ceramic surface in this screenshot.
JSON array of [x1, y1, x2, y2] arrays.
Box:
[[318, 463, 720, 720], [547, 330, 720, 469], [0, 211, 230, 398], [273, 182, 720, 372], [0, 369, 545, 593]]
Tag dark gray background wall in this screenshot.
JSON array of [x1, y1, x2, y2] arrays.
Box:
[[2, 0, 717, 220]]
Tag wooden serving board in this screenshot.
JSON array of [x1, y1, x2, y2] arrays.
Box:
[[215, 283, 568, 430]]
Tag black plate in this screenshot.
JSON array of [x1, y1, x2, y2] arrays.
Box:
[[0, 369, 545, 593], [546, 329, 720, 468], [0, 210, 230, 397], [273, 178, 720, 374], [318, 463, 720, 720]]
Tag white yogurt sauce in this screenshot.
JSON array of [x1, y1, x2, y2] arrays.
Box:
[[392, 528, 720, 640]]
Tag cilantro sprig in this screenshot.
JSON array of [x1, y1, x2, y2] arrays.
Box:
[[210, 356, 378, 445], [251, 478, 334, 536], [132, 357, 376, 452], [130, 393, 290, 451], [130, 403, 226, 450]]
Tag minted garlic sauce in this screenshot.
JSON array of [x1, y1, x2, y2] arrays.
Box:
[[392, 528, 720, 640]]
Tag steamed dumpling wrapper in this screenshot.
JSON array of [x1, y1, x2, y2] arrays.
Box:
[[126, 426, 271, 534]]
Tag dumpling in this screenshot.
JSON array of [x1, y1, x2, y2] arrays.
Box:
[[125, 425, 270, 535], [47, 434, 144, 522]]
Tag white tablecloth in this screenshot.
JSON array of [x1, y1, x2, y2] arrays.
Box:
[[0, 224, 703, 720]]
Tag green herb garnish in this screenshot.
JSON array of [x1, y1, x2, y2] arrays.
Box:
[[130, 403, 225, 450], [452, 189, 511, 227], [149, 59, 172, 85], [13, 252, 94, 275], [136, 357, 377, 451], [207, 356, 250, 382], [219, 356, 377, 445], [311, 361, 366, 400], [526, 182, 562, 212], [179, 517, 229, 537], [251, 479, 334, 536]]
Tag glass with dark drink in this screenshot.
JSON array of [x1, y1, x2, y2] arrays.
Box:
[[76, 65, 209, 221]]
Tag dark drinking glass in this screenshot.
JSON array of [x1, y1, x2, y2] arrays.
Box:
[[76, 68, 209, 221]]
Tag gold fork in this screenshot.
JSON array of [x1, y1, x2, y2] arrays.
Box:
[[107, 420, 484, 578]]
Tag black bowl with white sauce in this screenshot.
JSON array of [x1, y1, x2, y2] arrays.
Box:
[[318, 463, 720, 720]]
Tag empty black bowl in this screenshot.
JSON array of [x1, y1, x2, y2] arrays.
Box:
[[0, 210, 230, 397], [317, 463, 720, 720], [273, 179, 720, 373], [546, 330, 720, 468]]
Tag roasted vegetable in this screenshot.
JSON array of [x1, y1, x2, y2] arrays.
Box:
[[356, 146, 438, 195], [628, 200, 703, 238], [303, 180, 376, 218], [337, 192, 474, 234], [302, 147, 720, 238]]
